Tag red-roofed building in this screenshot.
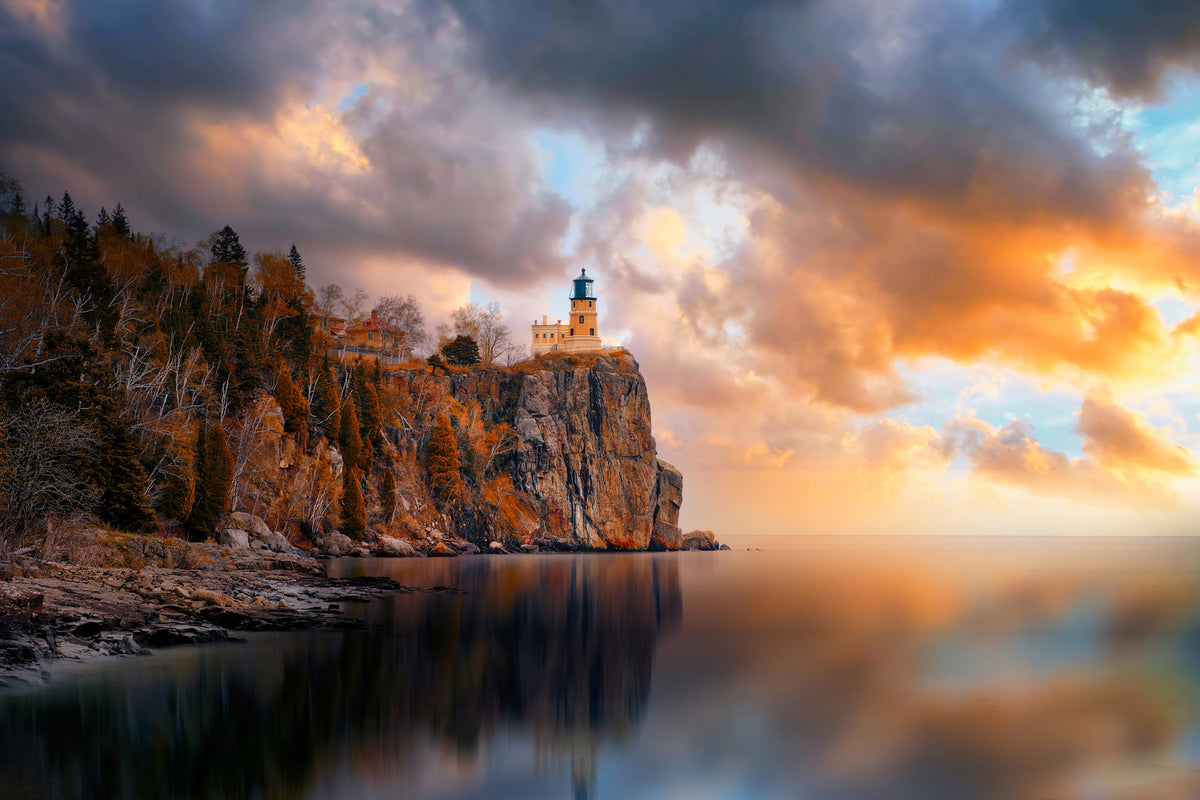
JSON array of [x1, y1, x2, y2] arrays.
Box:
[[339, 310, 414, 364]]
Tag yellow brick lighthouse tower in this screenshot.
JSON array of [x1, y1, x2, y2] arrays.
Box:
[[567, 269, 600, 350]]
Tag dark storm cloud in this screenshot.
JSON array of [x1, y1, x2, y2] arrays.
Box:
[[0, 0, 569, 285], [66, 1, 322, 110], [433, 0, 1147, 225], [0, 1, 320, 163], [1000, 0, 1200, 100]]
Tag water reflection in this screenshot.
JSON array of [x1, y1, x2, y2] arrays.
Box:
[[634, 537, 1200, 800], [3, 538, 1200, 799], [333, 556, 683, 798], [0, 555, 681, 800]]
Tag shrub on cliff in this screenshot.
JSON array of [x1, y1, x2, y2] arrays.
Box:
[[186, 421, 233, 541], [312, 367, 341, 434], [339, 467, 366, 539], [275, 365, 309, 434], [441, 335, 480, 366], [426, 413, 462, 504], [339, 395, 366, 471]]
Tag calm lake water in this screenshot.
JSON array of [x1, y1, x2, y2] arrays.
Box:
[[4, 535, 1200, 799]]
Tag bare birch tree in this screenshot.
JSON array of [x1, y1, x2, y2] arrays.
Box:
[[373, 294, 428, 358], [0, 400, 99, 554]]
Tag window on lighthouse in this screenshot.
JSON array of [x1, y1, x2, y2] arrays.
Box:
[[589, 328, 594, 336], [578, 315, 584, 323]]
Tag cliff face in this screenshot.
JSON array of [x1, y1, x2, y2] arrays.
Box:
[[504, 357, 679, 549], [438, 352, 683, 551], [231, 351, 683, 552]]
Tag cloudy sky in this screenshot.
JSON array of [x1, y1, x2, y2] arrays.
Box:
[[4, 0, 1200, 535]]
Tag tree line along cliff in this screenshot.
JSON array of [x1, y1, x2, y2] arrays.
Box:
[[0, 175, 683, 553]]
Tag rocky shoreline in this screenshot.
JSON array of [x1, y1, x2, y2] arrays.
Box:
[[0, 532, 442, 688], [0, 517, 726, 688]]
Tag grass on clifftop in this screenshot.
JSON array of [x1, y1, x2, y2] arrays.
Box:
[[504, 350, 638, 374]]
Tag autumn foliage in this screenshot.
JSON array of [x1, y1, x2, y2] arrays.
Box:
[[0, 171, 539, 552]]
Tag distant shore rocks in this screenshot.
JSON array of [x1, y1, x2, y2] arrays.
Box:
[[375, 536, 420, 558], [219, 513, 300, 555], [318, 532, 354, 557], [219, 528, 250, 549], [229, 512, 272, 541], [210, 511, 728, 559], [682, 530, 722, 551]]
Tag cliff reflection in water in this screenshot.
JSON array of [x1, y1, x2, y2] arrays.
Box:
[[0, 555, 681, 800]]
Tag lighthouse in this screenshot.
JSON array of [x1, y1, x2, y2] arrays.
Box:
[[530, 269, 603, 356]]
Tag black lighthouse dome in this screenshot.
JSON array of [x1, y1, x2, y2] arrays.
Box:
[[571, 269, 596, 300]]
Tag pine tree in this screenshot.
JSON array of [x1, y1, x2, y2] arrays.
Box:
[[426, 413, 461, 504], [157, 466, 195, 523], [233, 317, 266, 398], [380, 468, 397, 524], [187, 421, 234, 540], [210, 225, 248, 269], [111, 203, 131, 237], [441, 335, 480, 366], [95, 417, 158, 532], [339, 395, 365, 472], [277, 290, 314, 370], [340, 467, 366, 539], [353, 366, 381, 450], [313, 367, 341, 434], [41, 194, 54, 235], [57, 193, 113, 325], [57, 191, 75, 226], [287, 244, 305, 283], [275, 364, 309, 433]]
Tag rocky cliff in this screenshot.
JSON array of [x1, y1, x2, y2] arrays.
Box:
[[224, 351, 682, 552], [503, 354, 680, 549], [430, 351, 682, 550]]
